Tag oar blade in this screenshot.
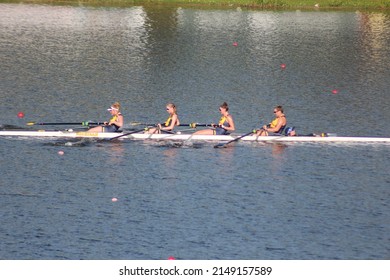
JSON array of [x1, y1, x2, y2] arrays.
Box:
[[214, 131, 254, 149], [213, 143, 227, 148]]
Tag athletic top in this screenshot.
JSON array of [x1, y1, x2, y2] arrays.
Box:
[[162, 114, 179, 131], [215, 115, 230, 135], [267, 115, 286, 134], [164, 115, 172, 128], [218, 116, 230, 127], [107, 113, 122, 131]]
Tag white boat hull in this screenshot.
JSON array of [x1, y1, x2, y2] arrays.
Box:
[[1, 130, 390, 143]]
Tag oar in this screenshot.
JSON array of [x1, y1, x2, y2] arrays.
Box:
[[178, 123, 212, 128], [109, 128, 149, 141], [129, 122, 211, 128], [214, 131, 254, 148], [26, 121, 104, 126], [129, 122, 156, 126], [183, 123, 211, 128]]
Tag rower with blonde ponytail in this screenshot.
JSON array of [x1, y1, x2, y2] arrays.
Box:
[[145, 103, 180, 134]]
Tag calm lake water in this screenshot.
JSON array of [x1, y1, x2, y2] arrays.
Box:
[[0, 3, 389, 260]]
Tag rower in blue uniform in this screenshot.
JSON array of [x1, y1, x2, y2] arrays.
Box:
[[255, 105, 287, 136], [193, 102, 235, 135], [145, 103, 180, 134]]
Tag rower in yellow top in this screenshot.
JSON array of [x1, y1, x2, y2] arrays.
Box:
[[88, 102, 124, 132], [145, 103, 180, 134], [193, 102, 235, 135], [255, 105, 286, 136]]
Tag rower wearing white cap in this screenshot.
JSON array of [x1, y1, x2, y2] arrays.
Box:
[[88, 102, 123, 132]]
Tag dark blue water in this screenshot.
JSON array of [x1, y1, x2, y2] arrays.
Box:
[[0, 4, 389, 259]]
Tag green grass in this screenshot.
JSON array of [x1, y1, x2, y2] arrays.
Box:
[[1, 0, 390, 10]]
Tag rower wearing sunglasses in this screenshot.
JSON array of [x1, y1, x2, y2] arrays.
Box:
[[193, 102, 235, 135], [145, 103, 180, 134], [255, 105, 287, 136]]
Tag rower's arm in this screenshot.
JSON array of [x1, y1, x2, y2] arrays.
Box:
[[109, 115, 124, 127], [266, 118, 284, 133], [161, 114, 178, 131]]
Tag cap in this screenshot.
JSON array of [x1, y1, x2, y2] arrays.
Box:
[[107, 106, 119, 111]]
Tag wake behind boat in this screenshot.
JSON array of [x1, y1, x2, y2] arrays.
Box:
[[1, 129, 390, 143]]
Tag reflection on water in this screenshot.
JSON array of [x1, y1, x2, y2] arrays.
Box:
[[2, 5, 389, 136], [1, 4, 389, 260], [160, 145, 179, 171], [268, 143, 288, 180], [102, 142, 126, 165], [271, 143, 287, 157], [358, 12, 390, 62]]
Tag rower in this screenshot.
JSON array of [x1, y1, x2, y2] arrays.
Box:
[[255, 105, 287, 136], [88, 102, 124, 132], [145, 103, 180, 134], [193, 102, 235, 135]]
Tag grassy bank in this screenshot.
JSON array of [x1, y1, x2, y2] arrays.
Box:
[[2, 0, 390, 10]]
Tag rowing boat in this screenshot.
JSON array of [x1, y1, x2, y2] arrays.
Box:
[[1, 130, 390, 143]]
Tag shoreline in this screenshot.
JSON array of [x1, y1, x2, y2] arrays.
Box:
[[1, 0, 390, 11]]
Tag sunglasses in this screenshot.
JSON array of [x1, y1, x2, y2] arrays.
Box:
[[166, 108, 170, 111]]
